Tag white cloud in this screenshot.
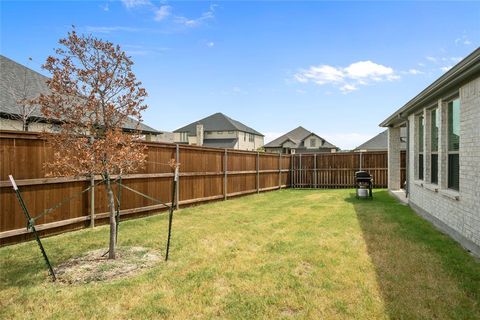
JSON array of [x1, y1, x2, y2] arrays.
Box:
[[340, 84, 357, 94], [294, 60, 398, 93], [119, 2, 217, 27], [426, 56, 437, 63], [232, 86, 247, 94], [154, 5, 171, 21], [344, 60, 395, 80], [174, 4, 216, 27], [99, 3, 109, 11], [121, 0, 151, 9], [85, 26, 142, 33], [206, 41, 215, 47], [405, 68, 424, 75], [294, 65, 344, 85], [440, 65, 453, 72], [455, 35, 472, 46], [450, 56, 463, 63]]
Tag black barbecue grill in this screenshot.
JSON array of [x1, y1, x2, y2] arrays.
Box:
[[355, 171, 373, 199]]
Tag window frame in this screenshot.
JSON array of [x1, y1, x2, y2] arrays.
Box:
[[447, 97, 460, 191], [417, 113, 424, 180], [430, 107, 439, 184], [310, 138, 316, 148]]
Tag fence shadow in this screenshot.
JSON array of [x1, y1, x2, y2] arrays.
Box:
[[345, 190, 480, 319]]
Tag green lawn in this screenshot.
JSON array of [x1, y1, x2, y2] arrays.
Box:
[[1, 189, 479, 319]]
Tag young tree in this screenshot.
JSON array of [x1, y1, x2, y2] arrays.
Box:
[[35, 29, 148, 259]]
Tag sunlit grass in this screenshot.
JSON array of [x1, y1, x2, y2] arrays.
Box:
[[1, 189, 479, 319]]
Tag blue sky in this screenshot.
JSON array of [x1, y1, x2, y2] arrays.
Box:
[[1, 1, 479, 149]]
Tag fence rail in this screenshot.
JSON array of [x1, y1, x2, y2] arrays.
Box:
[[0, 130, 403, 245], [0, 131, 290, 245], [290, 151, 405, 189]]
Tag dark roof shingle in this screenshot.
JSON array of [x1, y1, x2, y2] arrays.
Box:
[[0, 55, 159, 134], [174, 112, 263, 136], [354, 128, 407, 151], [264, 126, 337, 149]]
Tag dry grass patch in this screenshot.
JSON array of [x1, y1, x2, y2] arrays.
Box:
[[55, 246, 161, 284], [1, 189, 479, 319]]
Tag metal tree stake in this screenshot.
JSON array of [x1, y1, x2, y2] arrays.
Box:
[[165, 159, 179, 261]]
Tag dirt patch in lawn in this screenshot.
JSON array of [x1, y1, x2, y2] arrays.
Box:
[[55, 246, 161, 284]]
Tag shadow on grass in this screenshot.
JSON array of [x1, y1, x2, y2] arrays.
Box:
[[346, 190, 480, 319]]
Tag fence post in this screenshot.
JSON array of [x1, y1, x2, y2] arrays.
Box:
[[224, 149, 228, 200], [314, 153, 317, 188], [175, 144, 180, 210], [291, 154, 295, 188], [359, 152, 363, 171], [299, 154, 302, 188], [278, 153, 282, 189], [89, 136, 95, 228], [289, 154, 292, 188], [256, 151, 260, 193], [90, 175, 95, 228]]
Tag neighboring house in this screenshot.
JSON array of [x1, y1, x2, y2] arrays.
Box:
[[354, 128, 407, 152], [380, 47, 480, 257], [173, 112, 264, 151], [264, 126, 337, 154], [0, 55, 172, 142]]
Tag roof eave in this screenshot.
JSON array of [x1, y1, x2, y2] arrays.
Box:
[[380, 47, 480, 127]]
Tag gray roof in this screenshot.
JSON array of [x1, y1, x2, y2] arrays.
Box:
[[203, 138, 238, 149], [355, 128, 407, 151], [264, 126, 337, 149], [0, 55, 159, 134], [174, 112, 263, 136]]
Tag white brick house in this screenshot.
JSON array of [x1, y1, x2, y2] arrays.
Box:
[[380, 47, 480, 257]]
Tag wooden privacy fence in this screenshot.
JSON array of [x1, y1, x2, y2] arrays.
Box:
[[290, 151, 406, 188], [0, 131, 291, 245], [0, 130, 403, 245]]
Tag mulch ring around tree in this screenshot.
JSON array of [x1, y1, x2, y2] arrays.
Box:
[[54, 246, 161, 284]]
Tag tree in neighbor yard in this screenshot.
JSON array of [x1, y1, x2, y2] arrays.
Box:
[[34, 29, 148, 259], [7, 57, 42, 131]]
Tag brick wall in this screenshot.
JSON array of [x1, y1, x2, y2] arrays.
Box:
[[407, 75, 480, 255]]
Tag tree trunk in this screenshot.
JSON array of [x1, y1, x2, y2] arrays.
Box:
[[105, 174, 116, 259]]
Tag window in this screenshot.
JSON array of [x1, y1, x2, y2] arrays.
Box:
[[249, 133, 254, 142], [228, 131, 234, 134], [310, 138, 316, 147], [217, 131, 223, 134], [431, 108, 439, 184], [418, 114, 424, 180], [179, 132, 188, 142], [243, 132, 246, 141], [448, 98, 460, 190]]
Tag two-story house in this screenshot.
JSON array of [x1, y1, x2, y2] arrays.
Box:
[[173, 112, 264, 151], [0, 55, 170, 142], [264, 126, 338, 154]]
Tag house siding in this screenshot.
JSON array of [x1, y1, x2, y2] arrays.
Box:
[[407, 75, 480, 255], [1, 118, 163, 142], [237, 131, 263, 151]]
